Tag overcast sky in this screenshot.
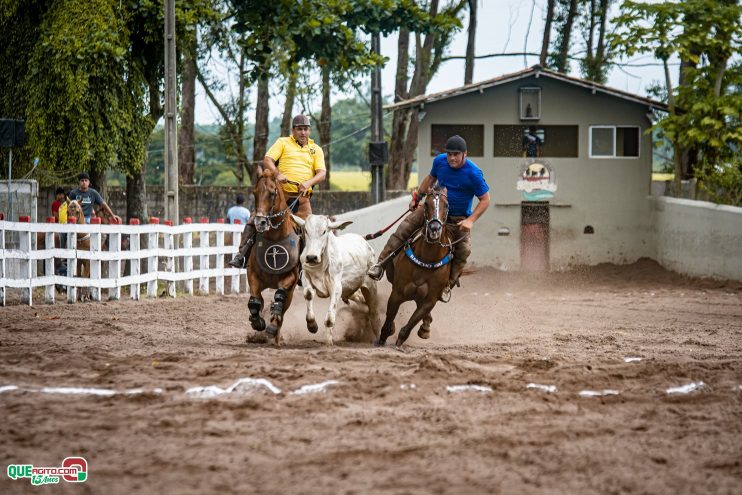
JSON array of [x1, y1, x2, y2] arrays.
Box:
[[194, 0, 672, 125]]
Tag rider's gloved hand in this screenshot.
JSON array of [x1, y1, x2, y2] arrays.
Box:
[[409, 190, 421, 211]]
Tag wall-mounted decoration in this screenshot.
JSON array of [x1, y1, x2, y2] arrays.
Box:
[[516, 159, 557, 201]]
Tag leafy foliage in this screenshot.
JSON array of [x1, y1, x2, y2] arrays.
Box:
[[611, 0, 742, 205]]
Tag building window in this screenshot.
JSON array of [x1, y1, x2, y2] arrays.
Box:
[[520, 87, 541, 120], [589, 126, 640, 158], [493, 125, 578, 158], [431, 124, 484, 156]]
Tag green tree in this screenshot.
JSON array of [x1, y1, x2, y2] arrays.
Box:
[[611, 0, 742, 204]]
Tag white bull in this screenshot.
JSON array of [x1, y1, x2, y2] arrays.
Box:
[[291, 214, 381, 345]]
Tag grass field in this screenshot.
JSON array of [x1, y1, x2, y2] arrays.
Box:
[[330, 170, 418, 191]]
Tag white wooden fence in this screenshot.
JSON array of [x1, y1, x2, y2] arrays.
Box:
[[0, 217, 246, 306]]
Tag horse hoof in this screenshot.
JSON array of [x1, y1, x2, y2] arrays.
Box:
[[265, 324, 278, 337], [417, 328, 431, 339], [246, 331, 269, 344], [250, 318, 266, 331], [307, 320, 319, 334]]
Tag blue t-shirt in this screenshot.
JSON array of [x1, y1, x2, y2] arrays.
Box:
[[227, 205, 251, 225], [430, 154, 489, 217]]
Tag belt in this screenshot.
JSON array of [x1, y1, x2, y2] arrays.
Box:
[[286, 191, 312, 199]]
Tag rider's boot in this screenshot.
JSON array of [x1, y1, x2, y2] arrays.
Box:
[[228, 237, 254, 268], [367, 209, 424, 281], [367, 263, 385, 281]]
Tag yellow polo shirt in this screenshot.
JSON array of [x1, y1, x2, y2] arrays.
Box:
[[266, 136, 325, 194], [58, 201, 68, 224]]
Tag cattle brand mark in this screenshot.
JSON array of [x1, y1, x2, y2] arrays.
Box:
[[264, 244, 290, 271], [7, 457, 88, 485]]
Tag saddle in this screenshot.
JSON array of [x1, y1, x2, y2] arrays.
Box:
[[254, 231, 301, 275]]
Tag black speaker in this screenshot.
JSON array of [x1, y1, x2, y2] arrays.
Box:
[[369, 141, 388, 166], [0, 119, 25, 147], [0, 119, 13, 147], [14, 120, 25, 147]]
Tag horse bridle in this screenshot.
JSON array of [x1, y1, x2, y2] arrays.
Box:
[[423, 189, 449, 244], [254, 178, 302, 232]]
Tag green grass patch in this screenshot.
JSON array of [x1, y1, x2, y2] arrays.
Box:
[[330, 170, 418, 191]]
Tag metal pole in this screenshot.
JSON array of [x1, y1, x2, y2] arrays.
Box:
[[370, 32, 385, 204], [164, 0, 179, 224]]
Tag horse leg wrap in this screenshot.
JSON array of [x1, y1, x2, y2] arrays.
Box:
[[271, 288, 288, 318], [248, 297, 265, 330]]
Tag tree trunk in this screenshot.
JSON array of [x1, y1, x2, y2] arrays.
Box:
[[555, 0, 578, 73], [388, 29, 411, 190], [464, 0, 477, 85], [281, 68, 298, 136], [89, 169, 107, 200], [126, 165, 147, 223], [252, 73, 270, 185], [540, 0, 555, 66], [319, 65, 331, 189], [178, 34, 197, 185]]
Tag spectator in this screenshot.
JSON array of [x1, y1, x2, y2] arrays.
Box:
[[68, 172, 121, 224], [51, 187, 65, 222], [522, 126, 543, 158], [227, 194, 251, 225]]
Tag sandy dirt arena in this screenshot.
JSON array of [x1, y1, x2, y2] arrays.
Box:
[[1, 259, 741, 494]]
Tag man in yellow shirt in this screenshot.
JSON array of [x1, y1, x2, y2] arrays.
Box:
[[229, 114, 326, 268]]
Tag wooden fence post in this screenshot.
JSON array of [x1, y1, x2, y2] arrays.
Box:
[[89, 217, 102, 301], [18, 216, 32, 305], [164, 220, 175, 298], [44, 217, 56, 304], [182, 217, 193, 295], [147, 217, 159, 298], [108, 217, 122, 301], [199, 217, 209, 294], [66, 216, 77, 303], [129, 218, 140, 300], [0, 217, 5, 306], [215, 218, 225, 295]]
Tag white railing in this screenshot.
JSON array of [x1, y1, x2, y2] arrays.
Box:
[[0, 217, 246, 306]]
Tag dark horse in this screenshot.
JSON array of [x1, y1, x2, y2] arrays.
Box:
[[246, 169, 301, 345], [376, 186, 452, 348]]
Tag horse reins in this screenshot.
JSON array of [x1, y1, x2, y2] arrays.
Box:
[[258, 179, 304, 230]]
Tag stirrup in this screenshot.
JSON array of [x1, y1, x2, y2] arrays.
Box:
[[228, 255, 245, 269], [439, 285, 452, 303], [367, 263, 384, 281]]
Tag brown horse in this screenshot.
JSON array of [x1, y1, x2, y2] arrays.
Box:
[[376, 186, 452, 348], [246, 170, 301, 345]]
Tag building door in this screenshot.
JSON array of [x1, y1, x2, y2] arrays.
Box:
[[520, 202, 550, 271]]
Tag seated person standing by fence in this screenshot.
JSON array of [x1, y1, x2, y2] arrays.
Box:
[[68, 172, 121, 224], [228, 114, 326, 268], [51, 187, 65, 222], [227, 194, 251, 225]]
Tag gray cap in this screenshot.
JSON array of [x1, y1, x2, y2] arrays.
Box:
[[444, 135, 467, 153], [292, 114, 311, 127]]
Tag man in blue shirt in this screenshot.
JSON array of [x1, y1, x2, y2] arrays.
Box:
[[367, 135, 490, 301], [227, 194, 251, 225]]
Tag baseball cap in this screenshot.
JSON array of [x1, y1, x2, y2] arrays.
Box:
[[292, 115, 311, 127], [78, 172, 90, 180]]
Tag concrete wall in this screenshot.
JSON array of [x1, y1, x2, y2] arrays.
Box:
[[416, 75, 656, 269], [652, 196, 742, 281], [0, 180, 38, 222]]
